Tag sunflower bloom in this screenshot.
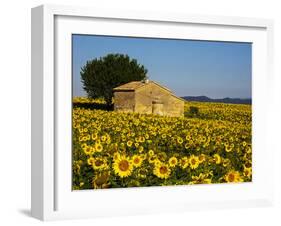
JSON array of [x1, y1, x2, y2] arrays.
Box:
[[189, 173, 212, 185], [127, 140, 133, 147], [198, 154, 206, 163], [148, 149, 154, 156], [91, 133, 98, 140], [87, 157, 95, 165], [189, 155, 200, 169], [243, 166, 252, 179], [213, 154, 221, 164], [83, 145, 92, 155], [92, 157, 107, 170], [168, 156, 178, 167], [180, 157, 189, 169], [92, 172, 110, 189], [95, 142, 103, 152], [177, 137, 183, 144], [225, 145, 233, 152], [153, 163, 171, 179], [224, 171, 243, 183], [113, 156, 133, 178], [132, 155, 143, 167]]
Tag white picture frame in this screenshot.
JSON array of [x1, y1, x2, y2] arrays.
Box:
[[31, 4, 274, 221]]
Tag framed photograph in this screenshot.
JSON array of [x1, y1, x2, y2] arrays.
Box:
[[31, 4, 274, 221]]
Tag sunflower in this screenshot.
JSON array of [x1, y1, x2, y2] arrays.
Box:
[[153, 163, 171, 179], [83, 145, 92, 155], [224, 171, 243, 183], [189, 173, 212, 185], [168, 156, 178, 167], [92, 172, 110, 189], [139, 136, 145, 143], [113, 155, 133, 178], [154, 158, 162, 166], [87, 157, 95, 165], [132, 155, 143, 167], [115, 126, 121, 132], [198, 154, 206, 163], [148, 155, 158, 164], [148, 149, 154, 156], [225, 145, 233, 152], [213, 154, 221, 164], [106, 136, 111, 144], [189, 155, 200, 169], [73, 161, 81, 174], [138, 146, 144, 153], [95, 142, 103, 152], [180, 156, 189, 169], [113, 152, 121, 161], [92, 157, 107, 170], [127, 140, 133, 147], [222, 158, 230, 167], [243, 166, 252, 179], [177, 137, 183, 144], [91, 133, 98, 140]]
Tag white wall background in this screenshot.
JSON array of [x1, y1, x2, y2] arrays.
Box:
[[0, 0, 280, 225]]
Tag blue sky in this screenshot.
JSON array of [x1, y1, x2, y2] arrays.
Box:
[[72, 35, 252, 99]]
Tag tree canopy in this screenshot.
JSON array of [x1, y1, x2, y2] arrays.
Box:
[[80, 54, 148, 107]]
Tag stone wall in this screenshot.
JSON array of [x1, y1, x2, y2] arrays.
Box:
[[113, 91, 135, 112], [134, 83, 184, 117], [113, 82, 185, 117], [166, 95, 185, 117]]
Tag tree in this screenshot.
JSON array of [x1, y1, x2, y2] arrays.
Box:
[[80, 54, 148, 107]]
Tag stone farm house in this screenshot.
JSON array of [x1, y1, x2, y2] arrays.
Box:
[[113, 80, 185, 117]]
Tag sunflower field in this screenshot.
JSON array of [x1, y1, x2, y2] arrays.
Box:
[[72, 97, 252, 190]]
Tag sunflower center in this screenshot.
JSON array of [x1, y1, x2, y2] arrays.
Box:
[[245, 163, 251, 168], [191, 159, 196, 165], [134, 158, 140, 164], [96, 145, 102, 151], [159, 166, 168, 174], [228, 173, 235, 182], [171, 160, 176, 164], [95, 160, 103, 166], [119, 160, 129, 171]]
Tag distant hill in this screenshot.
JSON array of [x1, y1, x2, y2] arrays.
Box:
[[181, 96, 252, 105]]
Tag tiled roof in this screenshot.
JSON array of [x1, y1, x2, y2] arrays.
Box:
[[113, 80, 171, 92], [113, 81, 146, 91]]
